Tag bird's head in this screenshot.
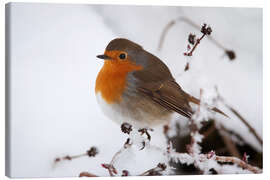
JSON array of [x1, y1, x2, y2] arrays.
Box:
[[96, 38, 146, 69]]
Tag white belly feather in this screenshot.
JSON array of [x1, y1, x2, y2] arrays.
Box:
[[95, 92, 171, 128]]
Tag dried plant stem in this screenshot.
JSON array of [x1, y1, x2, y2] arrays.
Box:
[[185, 34, 206, 56], [214, 155, 262, 173], [101, 141, 132, 176], [79, 172, 98, 177], [225, 104, 262, 145], [215, 123, 241, 158], [139, 163, 167, 176], [101, 163, 117, 177], [158, 20, 176, 51], [202, 122, 216, 138], [54, 153, 87, 163], [158, 16, 227, 51], [54, 147, 98, 163], [171, 151, 262, 174], [215, 87, 262, 146]]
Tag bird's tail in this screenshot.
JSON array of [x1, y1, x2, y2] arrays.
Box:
[[187, 95, 228, 118]]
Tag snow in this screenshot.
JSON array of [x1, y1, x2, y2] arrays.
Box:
[[7, 2, 262, 178], [109, 129, 171, 176]]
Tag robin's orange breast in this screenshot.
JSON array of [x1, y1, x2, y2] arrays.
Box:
[[95, 59, 143, 104]]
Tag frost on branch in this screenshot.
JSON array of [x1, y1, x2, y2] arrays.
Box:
[[99, 125, 172, 176], [57, 117, 261, 177], [76, 124, 173, 177], [165, 88, 262, 174], [164, 87, 262, 174]]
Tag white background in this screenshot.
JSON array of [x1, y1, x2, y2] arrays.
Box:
[[0, 0, 269, 180]]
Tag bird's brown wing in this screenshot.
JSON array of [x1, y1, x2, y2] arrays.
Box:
[[130, 51, 194, 118], [136, 80, 193, 118], [129, 51, 227, 118]]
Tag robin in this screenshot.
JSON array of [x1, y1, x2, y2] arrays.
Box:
[[95, 38, 225, 128]]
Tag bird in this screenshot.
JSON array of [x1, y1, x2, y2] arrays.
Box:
[[95, 38, 225, 128]]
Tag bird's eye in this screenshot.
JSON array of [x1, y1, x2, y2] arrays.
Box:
[[119, 53, 126, 60]]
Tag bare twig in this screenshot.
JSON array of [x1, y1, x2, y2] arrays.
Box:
[[158, 16, 236, 60], [218, 124, 241, 158], [184, 33, 206, 57], [139, 163, 167, 176], [54, 146, 98, 164], [79, 172, 98, 177], [215, 86, 262, 146], [101, 123, 154, 176], [100, 143, 132, 176], [101, 163, 117, 176], [202, 122, 216, 138], [54, 154, 86, 163], [226, 105, 262, 145], [183, 24, 212, 58], [158, 20, 176, 51]]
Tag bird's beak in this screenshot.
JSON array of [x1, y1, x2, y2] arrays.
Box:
[[96, 54, 112, 60]]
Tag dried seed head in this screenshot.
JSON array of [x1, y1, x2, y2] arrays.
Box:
[[188, 33, 196, 45], [225, 50, 236, 60], [201, 23, 212, 35], [54, 157, 60, 163], [184, 62, 190, 71], [87, 146, 98, 157], [242, 152, 249, 163], [121, 123, 132, 134], [157, 163, 167, 170], [122, 170, 129, 176], [206, 27, 212, 35]]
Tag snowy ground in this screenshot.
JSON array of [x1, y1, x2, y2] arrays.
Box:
[[7, 3, 262, 178]]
